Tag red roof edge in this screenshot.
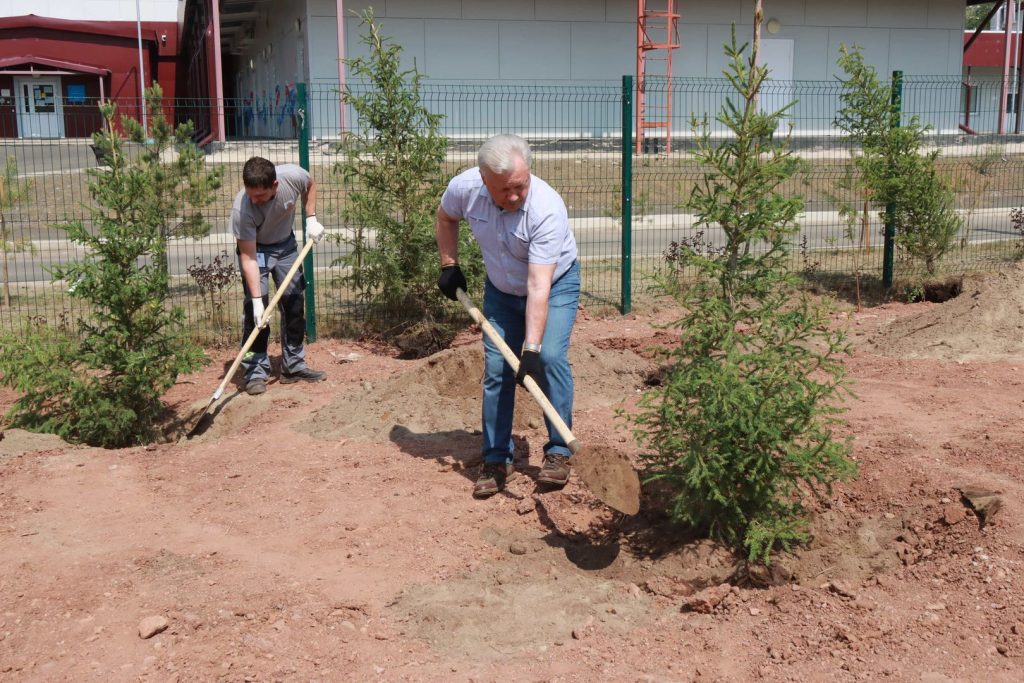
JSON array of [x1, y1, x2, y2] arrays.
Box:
[[0, 54, 111, 75], [0, 14, 160, 42]]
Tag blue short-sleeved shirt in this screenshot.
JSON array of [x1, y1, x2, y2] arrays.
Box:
[[440, 167, 577, 296], [230, 164, 310, 245]]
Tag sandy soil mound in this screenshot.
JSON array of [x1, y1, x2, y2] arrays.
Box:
[[296, 342, 654, 443], [866, 263, 1024, 361], [0, 428, 75, 458], [182, 386, 314, 443]]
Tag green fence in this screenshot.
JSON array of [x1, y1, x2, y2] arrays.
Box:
[[3, 76, 1024, 346]]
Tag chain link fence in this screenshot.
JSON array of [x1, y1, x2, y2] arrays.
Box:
[[2, 76, 1024, 345]]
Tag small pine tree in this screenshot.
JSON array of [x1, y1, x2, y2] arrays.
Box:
[[834, 45, 960, 276], [628, 27, 857, 564], [0, 86, 217, 447], [334, 9, 482, 329], [0, 156, 33, 307]]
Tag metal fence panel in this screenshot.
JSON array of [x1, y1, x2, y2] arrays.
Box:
[[2, 77, 1024, 345]]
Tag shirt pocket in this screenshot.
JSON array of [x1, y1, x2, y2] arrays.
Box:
[[502, 218, 531, 262]]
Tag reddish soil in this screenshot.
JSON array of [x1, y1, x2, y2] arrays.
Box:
[[3, 277, 1024, 682]]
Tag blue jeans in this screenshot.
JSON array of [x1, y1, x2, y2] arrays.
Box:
[[481, 261, 580, 465]]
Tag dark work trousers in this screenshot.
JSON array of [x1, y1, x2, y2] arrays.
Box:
[[239, 235, 308, 382]]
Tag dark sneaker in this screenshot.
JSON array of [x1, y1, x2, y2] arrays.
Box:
[[245, 379, 267, 396], [537, 454, 571, 487], [473, 462, 513, 499], [280, 367, 327, 384]]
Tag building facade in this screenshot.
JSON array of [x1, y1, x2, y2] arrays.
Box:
[[0, 1, 180, 139]]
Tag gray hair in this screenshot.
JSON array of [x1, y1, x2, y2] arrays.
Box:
[[477, 134, 532, 175]]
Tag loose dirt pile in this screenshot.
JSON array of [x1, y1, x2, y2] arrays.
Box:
[[295, 341, 654, 444], [866, 263, 1024, 361], [3, 302, 1024, 681]]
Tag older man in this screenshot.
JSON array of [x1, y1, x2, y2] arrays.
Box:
[[435, 134, 580, 498]]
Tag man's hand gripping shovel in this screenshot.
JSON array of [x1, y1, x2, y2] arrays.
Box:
[[455, 288, 640, 515]]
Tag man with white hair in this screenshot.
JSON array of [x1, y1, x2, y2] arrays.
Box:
[[435, 134, 580, 498]]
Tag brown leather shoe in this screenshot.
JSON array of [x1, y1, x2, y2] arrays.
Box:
[[537, 454, 571, 487], [473, 462, 512, 498]]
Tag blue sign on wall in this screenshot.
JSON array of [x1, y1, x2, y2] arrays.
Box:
[[67, 84, 86, 104]]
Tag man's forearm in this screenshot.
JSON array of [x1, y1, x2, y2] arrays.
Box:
[[304, 179, 317, 217], [525, 263, 556, 346], [436, 209, 460, 267], [524, 298, 549, 347]]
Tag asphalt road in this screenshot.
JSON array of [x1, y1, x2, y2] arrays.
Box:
[[2, 207, 1016, 286]]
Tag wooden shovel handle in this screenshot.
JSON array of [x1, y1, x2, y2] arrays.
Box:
[[456, 288, 579, 454], [208, 237, 318, 403]]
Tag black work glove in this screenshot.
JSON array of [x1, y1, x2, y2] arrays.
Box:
[[437, 264, 467, 301], [516, 349, 543, 387]]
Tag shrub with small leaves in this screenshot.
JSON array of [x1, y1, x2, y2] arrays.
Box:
[[834, 45, 961, 276], [333, 8, 483, 341], [0, 85, 213, 447], [626, 26, 857, 565]]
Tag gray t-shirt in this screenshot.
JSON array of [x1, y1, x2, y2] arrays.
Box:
[[230, 164, 310, 245], [439, 167, 577, 296]]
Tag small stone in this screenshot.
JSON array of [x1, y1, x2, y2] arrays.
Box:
[[680, 584, 731, 613], [749, 607, 761, 616], [138, 616, 169, 640], [996, 644, 1009, 656], [1012, 623, 1023, 635], [509, 541, 529, 555], [828, 581, 857, 599], [941, 504, 966, 526], [516, 499, 536, 515], [925, 603, 946, 611]]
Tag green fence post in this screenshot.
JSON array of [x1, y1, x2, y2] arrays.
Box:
[[297, 82, 317, 341], [620, 75, 634, 315], [882, 70, 903, 290]]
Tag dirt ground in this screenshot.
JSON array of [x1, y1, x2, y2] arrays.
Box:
[[3, 269, 1024, 682]]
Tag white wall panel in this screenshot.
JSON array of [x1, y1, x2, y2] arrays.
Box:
[[787, 26, 829, 81], [388, 0, 462, 19], [537, 0, 607, 22], [570, 22, 633, 80], [868, 0, 929, 29], [345, 17, 425, 74], [928, 0, 965, 29], [425, 20, 500, 79], [499, 21, 571, 80], [807, 1, 868, 28], [889, 28, 953, 74], [685, 1, 743, 26], [463, 0, 536, 21], [673, 23, 710, 78], [758, 0, 807, 26]]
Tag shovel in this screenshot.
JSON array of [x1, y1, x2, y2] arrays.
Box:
[[456, 288, 640, 515], [187, 237, 317, 437]]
